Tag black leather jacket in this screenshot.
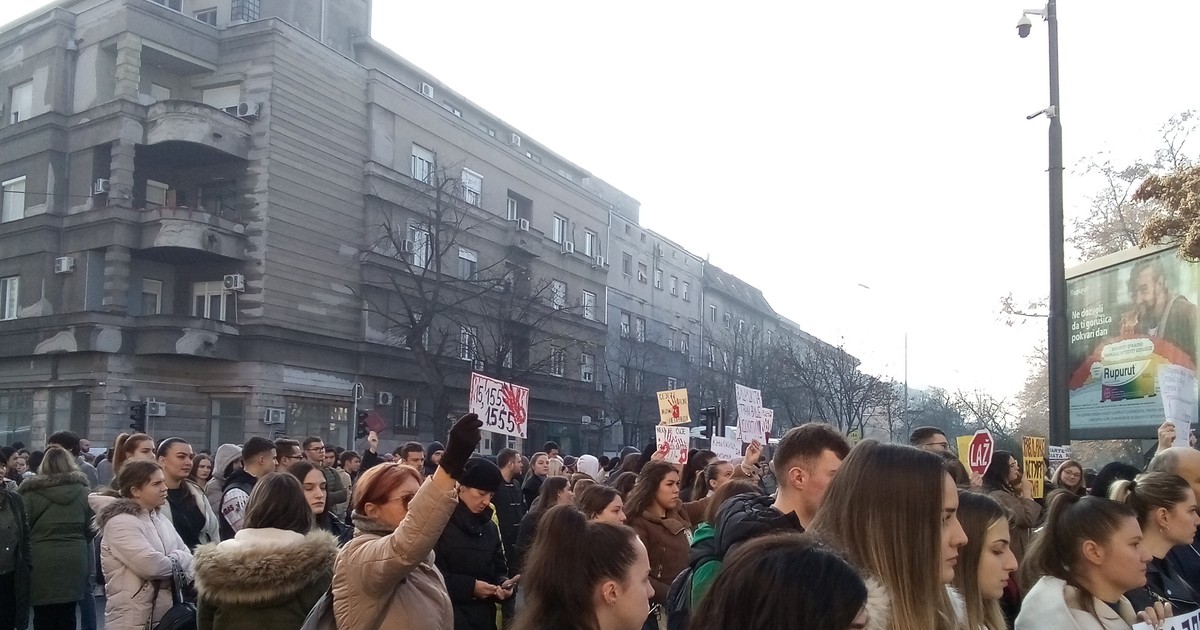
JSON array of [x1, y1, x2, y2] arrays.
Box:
[[1127, 555, 1200, 614]]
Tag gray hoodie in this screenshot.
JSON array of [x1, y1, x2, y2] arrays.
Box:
[[205, 444, 242, 510]]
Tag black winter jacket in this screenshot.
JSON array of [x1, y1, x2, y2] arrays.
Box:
[[434, 502, 510, 630], [688, 494, 801, 598], [0, 488, 31, 630], [493, 480, 524, 568], [1128, 555, 1200, 614]]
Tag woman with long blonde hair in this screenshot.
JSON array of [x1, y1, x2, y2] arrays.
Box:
[[809, 440, 968, 630], [954, 491, 1018, 630]]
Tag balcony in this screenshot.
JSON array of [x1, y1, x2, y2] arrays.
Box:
[[138, 206, 248, 261], [0, 312, 239, 360], [145, 100, 253, 160], [133, 314, 239, 360]]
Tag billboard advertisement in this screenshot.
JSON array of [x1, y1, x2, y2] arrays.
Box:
[[1067, 246, 1200, 439]]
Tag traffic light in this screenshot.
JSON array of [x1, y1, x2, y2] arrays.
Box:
[[356, 410, 369, 439], [129, 402, 147, 433]]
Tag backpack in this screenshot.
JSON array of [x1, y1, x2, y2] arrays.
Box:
[[664, 566, 693, 630]]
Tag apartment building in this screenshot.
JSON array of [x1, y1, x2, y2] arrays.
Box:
[[0, 0, 633, 454]]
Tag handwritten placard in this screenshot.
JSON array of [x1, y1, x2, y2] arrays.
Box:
[[467, 372, 529, 439], [711, 435, 740, 462], [735, 384, 765, 444], [656, 389, 691, 425], [655, 425, 690, 464], [1022, 436, 1047, 499], [1133, 609, 1200, 630]]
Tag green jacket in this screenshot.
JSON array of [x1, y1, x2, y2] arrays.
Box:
[[322, 465, 348, 508], [688, 522, 719, 605], [17, 471, 94, 605]]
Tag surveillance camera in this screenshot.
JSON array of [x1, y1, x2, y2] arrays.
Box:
[[1016, 15, 1033, 38]]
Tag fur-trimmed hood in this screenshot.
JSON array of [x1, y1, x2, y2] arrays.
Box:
[[861, 577, 964, 630], [16, 471, 89, 503], [92, 496, 147, 530], [193, 528, 338, 606]]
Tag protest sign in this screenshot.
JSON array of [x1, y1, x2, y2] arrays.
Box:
[[1022, 436, 1047, 499], [1159, 363, 1197, 447], [1047, 445, 1071, 472], [711, 435, 740, 462], [655, 425, 690, 464], [467, 372, 529, 439], [1133, 609, 1200, 630], [760, 408, 774, 433], [656, 389, 691, 425], [956, 435, 973, 471], [967, 430, 994, 476], [735, 384, 765, 444]]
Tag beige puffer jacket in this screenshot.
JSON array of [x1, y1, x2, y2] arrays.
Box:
[[332, 477, 458, 630], [91, 495, 194, 630]]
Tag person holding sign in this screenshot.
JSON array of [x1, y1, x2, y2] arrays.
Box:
[[1017, 493, 1169, 630], [981, 451, 1042, 564], [1109, 473, 1200, 615]]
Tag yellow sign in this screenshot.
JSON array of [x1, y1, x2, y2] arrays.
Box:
[[656, 388, 691, 425], [956, 435, 972, 471], [1022, 436, 1047, 499]]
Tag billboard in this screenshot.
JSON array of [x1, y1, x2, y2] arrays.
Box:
[[1067, 245, 1200, 439]]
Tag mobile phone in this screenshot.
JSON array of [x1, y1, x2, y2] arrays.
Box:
[[501, 575, 521, 590]]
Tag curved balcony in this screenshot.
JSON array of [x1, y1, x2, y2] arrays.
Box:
[[145, 100, 253, 160], [133, 314, 239, 360], [139, 206, 248, 261]]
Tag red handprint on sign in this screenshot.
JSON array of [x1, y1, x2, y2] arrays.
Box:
[[500, 384, 526, 433]]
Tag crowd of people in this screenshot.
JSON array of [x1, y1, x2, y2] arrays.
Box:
[[0, 417, 1197, 630]]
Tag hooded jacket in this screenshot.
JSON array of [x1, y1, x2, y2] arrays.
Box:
[[1016, 576, 1138, 630], [159, 479, 220, 550], [91, 495, 194, 630], [435, 502, 509, 630], [0, 487, 31, 630], [688, 493, 801, 604], [332, 476, 460, 630], [193, 527, 339, 630], [17, 470, 94, 605], [205, 444, 241, 510], [626, 497, 710, 605], [859, 579, 964, 630], [424, 442, 445, 478], [576, 454, 601, 481]]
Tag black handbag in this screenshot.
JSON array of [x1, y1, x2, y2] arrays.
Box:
[[151, 558, 196, 630]]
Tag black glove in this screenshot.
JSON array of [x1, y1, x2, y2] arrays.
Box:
[[440, 413, 483, 480]]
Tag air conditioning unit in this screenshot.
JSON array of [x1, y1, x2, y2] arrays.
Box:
[[377, 391, 394, 406], [223, 273, 246, 292], [516, 218, 530, 232], [54, 256, 75, 274], [591, 255, 605, 268], [510, 133, 522, 147], [93, 178, 110, 195], [235, 101, 260, 118], [581, 415, 591, 425], [145, 401, 167, 417], [263, 407, 286, 425], [561, 241, 575, 255], [420, 82, 434, 99]]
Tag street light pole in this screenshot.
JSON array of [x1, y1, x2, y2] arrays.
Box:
[[1045, 1, 1070, 448]]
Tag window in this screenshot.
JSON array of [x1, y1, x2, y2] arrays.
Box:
[[582, 291, 596, 320], [1, 177, 26, 223], [408, 311, 430, 348], [635, 317, 646, 342], [397, 397, 418, 430], [195, 8, 218, 25], [765, 330, 774, 345], [202, 85, 240, 113], [208, 398, 245, 453], [709, 305, 717, 322], [407, 223, 431, 269], [581, 353, 594, 382], [459, 325, 478, 361], [682, 281, 690, 301], [669, 276, 678, 296], [681, 332, 690, 354], [618, 366, 628, 392], [461, 168, 482, 205], [552, 214, 568, 243], [9, 81, 31, 124], [620, 312, 631, 337], [667, 377, 677, 390], [550, 280, 567, 310], [637, 262, 648, 283], [653, 268, 663, 290], [285, 401, 349, 449], [149, 83, 171, 102], [192, 281, 233, 321], [411, 144, 435, 183], [231, 0, 260, 21], [668, 330, 675, 351], [506, 197, 519, 221], [738, 319, 746, 335], [141, 279, 163, 315], [723, 312, 732, 330], [151, 0, 182, 9], [723, 350, 730, 372], [633, 370, 644, 392], [48, 390, 89, 437], [443, 102, 462, 117], [584, 230, 598, 257], [1, 276, 17, 320], [458, 248, 478, 281], [549, 347, 565, 377], [708, 344, 717, 368], [736, 355, 744, 376], [622, 253, 633, 276], [0, 392, 33, 448]]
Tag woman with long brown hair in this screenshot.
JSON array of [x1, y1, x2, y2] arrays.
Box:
[[982, 450, 1042, 563], [953, 491, 1018, 630], [515, 476, 573, 573], [1109, 472, 1200, 614], [108, 434, 155, 486], [809, 440, 968, 630], [1051, 459, 1087, 497]]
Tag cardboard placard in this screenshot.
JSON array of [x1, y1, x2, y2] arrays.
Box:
[[711, 435, 740, 462], [655, 425, 690, 464], [656, 389, 691, 425], [1022, 436, 1047, 499], [467, 372, 529, 439]]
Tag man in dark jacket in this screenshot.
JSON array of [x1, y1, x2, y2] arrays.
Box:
[[423, 441, 445, 478], [435, 458, 512, 630], [219, 437, 275, 540], [492, 449, 525, 565]]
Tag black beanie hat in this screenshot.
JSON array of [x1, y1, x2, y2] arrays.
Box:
[[459, 457, 504, 493]]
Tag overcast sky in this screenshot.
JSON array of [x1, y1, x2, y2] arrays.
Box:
[[5, 0, 1199, 400]]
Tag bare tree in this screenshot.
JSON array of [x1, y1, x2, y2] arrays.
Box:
[[778, 340, 894, 435], [1014, 344, 1049, 437], [603, 335, 666, 447], [904, 387, 968, 440]]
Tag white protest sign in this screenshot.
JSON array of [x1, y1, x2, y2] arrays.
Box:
[[656, 389, 691, 425], [735, 384, 766, 444], [655, 425, 690, 464], [1047, 445, 1071, 471], [760, 408, 774, 433], [1159, 364, 1197, 447], [711, 435, 740, 462], [1133, 609, 1200, 630], [467, 372, 529, 439]]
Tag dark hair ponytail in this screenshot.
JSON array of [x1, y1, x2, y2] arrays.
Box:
[[512, 505, 641, 630]]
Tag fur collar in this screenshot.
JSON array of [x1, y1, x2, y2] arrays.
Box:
[[351, 511, 394, 536], [94, 497, 147, 530], [16, 471, 89, 493], [860, 577, 964, 630], [193, 529, 338, 605]]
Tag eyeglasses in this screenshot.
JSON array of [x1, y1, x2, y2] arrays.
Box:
[[384, 493, 416, 509]]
